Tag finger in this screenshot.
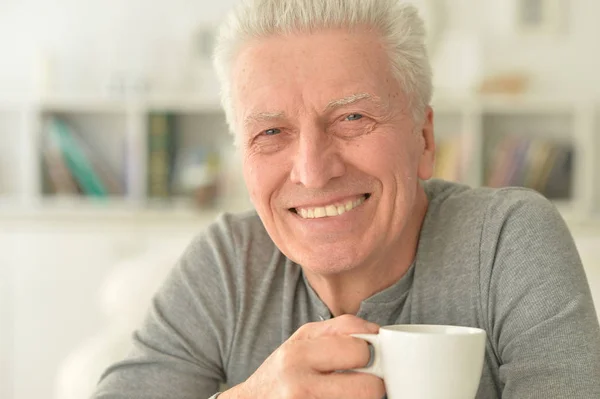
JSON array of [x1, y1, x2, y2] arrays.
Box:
[[310, 371, 386, 399], [292, 314, 379, 340], [294, 335, 373, 372]]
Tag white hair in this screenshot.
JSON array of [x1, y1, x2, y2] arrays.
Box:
[[213, 0, 433, 142]]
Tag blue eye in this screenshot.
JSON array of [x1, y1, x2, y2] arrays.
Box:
[[264, 128, 281, 136], [346, 113, 363, 121]]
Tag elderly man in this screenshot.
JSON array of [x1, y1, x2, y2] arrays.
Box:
[[94, 0, 600, 398]]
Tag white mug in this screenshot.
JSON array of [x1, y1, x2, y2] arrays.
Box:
[[352, 324, 486, 399]]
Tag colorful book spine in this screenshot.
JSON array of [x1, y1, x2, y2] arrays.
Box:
[[147, 113, 176, 198], [42, 119, 80, 195], [486, 135, 574, 199], [67, 131, 125, 196], [47, 118, 108, 197]]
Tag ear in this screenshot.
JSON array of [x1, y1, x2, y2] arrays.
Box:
[[417, 106, 435, 180]]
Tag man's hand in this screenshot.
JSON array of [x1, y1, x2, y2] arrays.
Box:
[[220, 315, 385, 399]]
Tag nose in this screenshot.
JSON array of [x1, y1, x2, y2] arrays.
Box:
[[289, 127, 346, 189]]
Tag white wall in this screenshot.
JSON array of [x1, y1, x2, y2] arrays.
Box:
[[478, 0, 600, 97], [0, 230, 16, 399], [1, 0, 599, 98], [0, 0, 236, 96], [1, 217, 207, 399]]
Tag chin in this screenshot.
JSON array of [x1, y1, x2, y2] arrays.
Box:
[[291, 247, 364, 276]]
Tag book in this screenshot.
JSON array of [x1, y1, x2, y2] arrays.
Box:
[[41, 120, 80, 195], [537, 145, 559, 192], [486, 135, 574, 200], [487, 136, 519, 188], [504, 137, 530, 187], [543, 145, 573, 199], [66, 129, 126, 196], [47, 118, 108, 197], [524, 140, 551, 191], [147, 113, 177, 199]]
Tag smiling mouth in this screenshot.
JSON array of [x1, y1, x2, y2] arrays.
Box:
[[290, 193, 371, 219]]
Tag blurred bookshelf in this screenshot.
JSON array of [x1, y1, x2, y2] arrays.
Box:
[[0, 93, 599, 225], [431, 94, 599, 225], [0, 109, 23, 202], [595, 104, 600, 217], [0, 94, 251, 220]]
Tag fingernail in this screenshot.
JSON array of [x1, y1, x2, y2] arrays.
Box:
[[367, 322, 380, 332]]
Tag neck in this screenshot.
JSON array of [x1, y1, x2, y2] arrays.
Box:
[[305, 186, 429, 316]]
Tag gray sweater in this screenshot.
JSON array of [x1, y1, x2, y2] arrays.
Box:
[[93, 179, 600, 398]]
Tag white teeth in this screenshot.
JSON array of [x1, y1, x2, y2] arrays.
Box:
[[314, 207, 326, 218], [325, 205, 337, 216], [295, 195, 367, 219]]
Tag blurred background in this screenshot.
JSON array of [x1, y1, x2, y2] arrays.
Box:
[[0, 0, 599, 398]]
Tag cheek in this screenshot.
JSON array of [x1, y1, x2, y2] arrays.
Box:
[[354, 133, 417, 180], [242, 156, 262, 203], [243, 154, 286, 207]]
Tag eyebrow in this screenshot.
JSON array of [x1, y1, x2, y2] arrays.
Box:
[[243, 111, 285, 129], [243, 93, 382, 128], [324, 93, 377, 110]]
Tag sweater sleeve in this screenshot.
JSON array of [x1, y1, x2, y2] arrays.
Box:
[[481, 188, 600, 398], [92, 216, 238, 399]]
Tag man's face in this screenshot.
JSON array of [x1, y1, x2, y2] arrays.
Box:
[[232, 28, 434, 275]]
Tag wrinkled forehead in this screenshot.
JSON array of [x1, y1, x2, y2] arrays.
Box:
[[229, 28, 406, 126]]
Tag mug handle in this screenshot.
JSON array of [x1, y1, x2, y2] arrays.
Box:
[[350, 333, 384, 378]]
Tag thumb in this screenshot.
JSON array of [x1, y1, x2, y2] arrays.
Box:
[[292, 314, 380, 340]]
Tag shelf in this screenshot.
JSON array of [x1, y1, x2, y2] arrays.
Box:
[[168, 112, 232, 151], [431, 98, 473, 114], [0, 196, 252, 223], [0, 94, 226, 114], [478, 95, 577, 114], [32, 94, 224, 114], [594, 107, 600, 214], [0, 92, 599, 224], [145, 95, 222, 113], [431, 94, 580, 114], [0, 112, 24, 196], [38, 96, 130, 114]]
